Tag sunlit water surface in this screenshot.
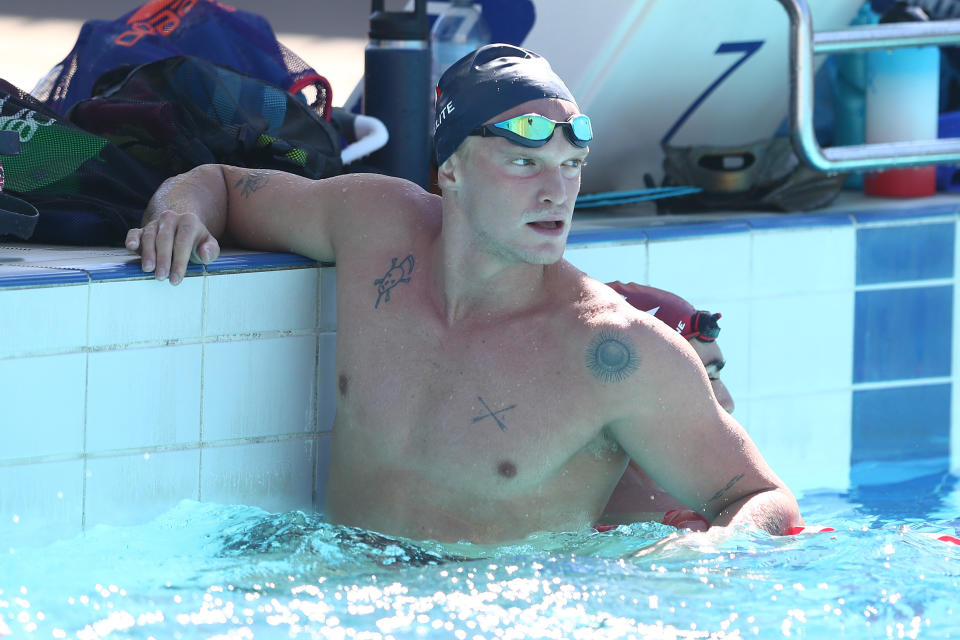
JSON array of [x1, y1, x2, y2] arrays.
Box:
[[2, 461, 958, 639]]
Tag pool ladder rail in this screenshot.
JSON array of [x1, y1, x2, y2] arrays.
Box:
[[782, 0, 960, 173]]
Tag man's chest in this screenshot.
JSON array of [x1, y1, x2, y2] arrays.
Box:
[[333, 304, 615, 488]]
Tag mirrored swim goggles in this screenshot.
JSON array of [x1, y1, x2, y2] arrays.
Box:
[[469, 113, 593, 148]]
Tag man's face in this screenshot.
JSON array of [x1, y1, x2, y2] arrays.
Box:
[[449, 98, 589, 265], [690, 339, 734, 414]]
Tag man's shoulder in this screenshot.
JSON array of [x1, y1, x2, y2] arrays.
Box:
[[553, 267, 697, 384], [556, 267, 665, 337], [325, 174, 441, 250], [332, 173, 441, 218]]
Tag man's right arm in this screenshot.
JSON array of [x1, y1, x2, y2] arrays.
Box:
[[126, 164, 398, 285]]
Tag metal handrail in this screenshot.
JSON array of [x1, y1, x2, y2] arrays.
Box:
[[779, 0, 960, 173]]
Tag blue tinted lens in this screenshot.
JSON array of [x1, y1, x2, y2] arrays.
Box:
[[570, 115, 593, 143]]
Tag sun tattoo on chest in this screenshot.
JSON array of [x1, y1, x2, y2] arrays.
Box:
[[585, 330, 640, 383]]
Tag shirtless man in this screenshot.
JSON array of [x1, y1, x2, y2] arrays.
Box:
[[125, 44, 802, 544]]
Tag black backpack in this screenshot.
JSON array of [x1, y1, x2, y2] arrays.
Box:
[[1, 57, 343, 245], [68, 56, 343, 182]]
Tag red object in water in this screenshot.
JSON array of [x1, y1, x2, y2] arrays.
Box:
[[864, 166, 937, 197], [662, 509, 710, 531], [784, 525, 960, 547], [784, 525, 836, 535]]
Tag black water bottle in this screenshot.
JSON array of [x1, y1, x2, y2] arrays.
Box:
[[364, 0, 431, 189]]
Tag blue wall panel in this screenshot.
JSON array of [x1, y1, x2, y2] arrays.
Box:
[[853, 285, 953, 382], [856, 222, 955, 285], [852, 383, 951, 464]]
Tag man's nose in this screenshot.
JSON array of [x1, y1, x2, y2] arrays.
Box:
[[538, 166, 567, 205], [712, 380, 735, 414]]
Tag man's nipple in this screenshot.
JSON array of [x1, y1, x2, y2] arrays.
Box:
[[497, 460, 517, 479], [338, 373, 349, 397]]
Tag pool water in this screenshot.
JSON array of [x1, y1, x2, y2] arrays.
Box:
[[2, 459, 958, 639]]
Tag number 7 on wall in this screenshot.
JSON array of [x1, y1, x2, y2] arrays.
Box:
[[661, 40, 765, 146]]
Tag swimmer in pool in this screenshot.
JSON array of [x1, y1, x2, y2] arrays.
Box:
[[125, 44, 802, 544], [600, 282, 732, 532]]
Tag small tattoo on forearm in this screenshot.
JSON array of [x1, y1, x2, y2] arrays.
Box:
[[373, 255, 415, 308], [235, 172, 269, 198], [472, 396, 516, 431], [709, 473, 745, 503], [585, 331, 640, 383]]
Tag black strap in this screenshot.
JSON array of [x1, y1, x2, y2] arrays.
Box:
[[0, 192, 39, 240]]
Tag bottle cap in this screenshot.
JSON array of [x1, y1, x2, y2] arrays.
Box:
[[369, 0, 429, 41]]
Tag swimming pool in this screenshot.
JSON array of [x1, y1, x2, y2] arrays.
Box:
[[1, 455, 957, 639], [2, 194, 960, 637]]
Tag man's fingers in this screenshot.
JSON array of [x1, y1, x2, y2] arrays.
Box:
[[134, 211, 215, 284], [169, 220, 209, 285], [153, 215, 179, 280], [139, 224, 157, 272], [194, 236, 220, 264], [125, 228, 142, 252]]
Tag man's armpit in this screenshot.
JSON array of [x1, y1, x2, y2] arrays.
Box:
[[585, 330, 641, 383]]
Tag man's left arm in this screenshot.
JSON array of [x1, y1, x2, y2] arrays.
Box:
[[607, 331, 802, 535]]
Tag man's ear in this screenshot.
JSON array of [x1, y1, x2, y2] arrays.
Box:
[[436, 151, 461, 192]]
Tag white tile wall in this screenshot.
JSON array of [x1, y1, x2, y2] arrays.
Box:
[[319, 267, 338, 331], [205, 269, 318, 337], [751, 226, 856, 297], [202, 335, 318, 441], [317, 332, 338, 433], [747, 390, 853, 494], [84, 449, 201, 528], [748, 291, 855, 397], [0, 353, 86, 460], [564, 244, 648, 284], [314, 432, 332, 512], [200, 438, 315, 513], [86, 344, 203, 452], [88, 277, 204, 347], [0, 460, 84, 549], [0, 285, 88, 357], [647, 233, 752, 301]]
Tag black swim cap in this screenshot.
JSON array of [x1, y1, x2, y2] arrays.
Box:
[[433, 44, 578, 166]]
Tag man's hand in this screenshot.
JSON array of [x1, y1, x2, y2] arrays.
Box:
[[125, 209, 220, 285]]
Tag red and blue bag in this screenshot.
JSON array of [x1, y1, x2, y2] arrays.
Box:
[[32, 0, 332, 120]]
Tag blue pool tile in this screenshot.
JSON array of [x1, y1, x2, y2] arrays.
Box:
[[742, 212, 854, 230], [567, 227, 648, 246], [0, 265, 89, 287], [850, 203, 958, 224], [851, 383, 951, 464], [853, 286, 953, 382], [642, 220, 751, 241], [87, 260, 203, 281], [856, 222, 955, 285], [204, 252, 320, 272]]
